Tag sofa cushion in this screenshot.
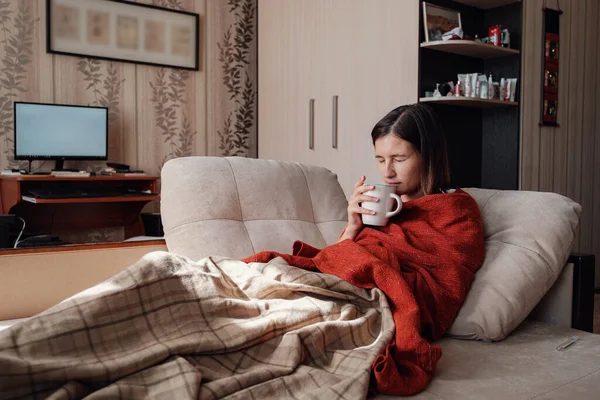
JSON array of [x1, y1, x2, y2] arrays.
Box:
[[373, 320, 600, 399], [448, 188, 582, 341], [160, 157, 348, 261]]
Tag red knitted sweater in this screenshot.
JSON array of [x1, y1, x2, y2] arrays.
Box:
[[243, 189, 485, 396]]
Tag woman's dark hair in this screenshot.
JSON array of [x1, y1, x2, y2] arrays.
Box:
[[370, 103, 450, 195]]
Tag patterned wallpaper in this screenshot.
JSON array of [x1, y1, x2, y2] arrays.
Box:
[[0, 0, 257, 243], [0, 0, 37, 168], [214, 0, 256, 156], [208, 0, 257, 157]]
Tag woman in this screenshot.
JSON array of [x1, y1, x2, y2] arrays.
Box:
[[339, 103, 451, 242], [245, 103, 485, 396]]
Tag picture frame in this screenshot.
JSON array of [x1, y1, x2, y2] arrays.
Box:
[[422, 2, 462, 43], [47, 0, 200, 71], [540, 7, 561, 127]]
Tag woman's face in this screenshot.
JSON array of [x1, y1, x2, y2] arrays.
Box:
[[374, 134, 423, 202]]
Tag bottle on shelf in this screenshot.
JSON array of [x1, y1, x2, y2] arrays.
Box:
[[489, 25, 501, 46], [501, 29, 511, 48]]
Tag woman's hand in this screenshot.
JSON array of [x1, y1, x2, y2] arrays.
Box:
[[338, 176, 378, 242]]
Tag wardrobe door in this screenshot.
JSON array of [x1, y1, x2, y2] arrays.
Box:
[[258, 0, 419, 197], [258, 0, 324, 165], [324, 0, 420, 197]]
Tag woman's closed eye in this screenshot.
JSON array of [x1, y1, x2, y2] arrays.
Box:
[[376, 156, 406, 164]]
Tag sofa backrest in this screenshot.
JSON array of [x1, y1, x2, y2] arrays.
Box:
[[161, 157, 348, 261]]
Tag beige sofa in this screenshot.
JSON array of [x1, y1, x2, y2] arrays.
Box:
[[161, 156, 599, 399]]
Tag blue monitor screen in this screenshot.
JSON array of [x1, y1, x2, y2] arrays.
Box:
[[14, 102, 108, 159]]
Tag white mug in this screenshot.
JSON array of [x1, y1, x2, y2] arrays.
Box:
[[361, 184, 402, 226]]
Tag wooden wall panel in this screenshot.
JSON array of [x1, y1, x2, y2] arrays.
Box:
[[590, 0, 600, 278], [590, 0, 599, 279], [579, 0, 598, 253], [519, 0, 541, 190], [565, 0, 585, 248], [552, 1, 570, 195], [520, 0, 600, 275], [536, 3, 553, 192], [594, 2, 600, 282]]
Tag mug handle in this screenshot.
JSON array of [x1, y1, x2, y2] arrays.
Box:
[[386, 193, 403, 218]]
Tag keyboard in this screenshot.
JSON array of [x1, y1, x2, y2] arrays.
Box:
[[16, 235, 71, 248], [26, 189, 156, 199]]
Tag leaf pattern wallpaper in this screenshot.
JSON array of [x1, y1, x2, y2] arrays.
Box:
[[150, 67, 196, 170], [217, 0, 256, 156], [0, 0, 37, 170], [0, 0, 257, 244], [147, 0, 197, 171], [207, 0, 257, 158]]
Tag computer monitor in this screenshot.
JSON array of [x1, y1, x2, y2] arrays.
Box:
[[14, 101, 108, 171]]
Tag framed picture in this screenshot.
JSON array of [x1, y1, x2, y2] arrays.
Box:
[[422, 2, 462, 43], [540, 7, 561, 126], [47, 0, 200, 71]]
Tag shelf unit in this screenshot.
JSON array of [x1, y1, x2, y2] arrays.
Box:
[[420, 40, 519, 58], [21, 195, 160, 204], [419, 97, 518, 108], [419, 0, 522, 190], [0, 174, 160, 238]]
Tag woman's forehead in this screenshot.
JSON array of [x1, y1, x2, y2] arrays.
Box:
[[374, 135, 414, 156]]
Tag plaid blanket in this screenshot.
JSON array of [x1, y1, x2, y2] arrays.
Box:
[[0, 251, 395, 399]]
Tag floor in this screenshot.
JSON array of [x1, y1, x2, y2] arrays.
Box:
[[594, 293, 599, 334]]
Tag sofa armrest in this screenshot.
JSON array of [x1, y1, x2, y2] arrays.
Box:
[[529, 253, 595, 332]]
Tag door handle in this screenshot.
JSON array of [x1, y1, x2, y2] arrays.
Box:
[[332, 95, 338, 149], [309, 99, 315, 150]]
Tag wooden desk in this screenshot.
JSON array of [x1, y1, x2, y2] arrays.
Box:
[[0, 174, 159, 238]]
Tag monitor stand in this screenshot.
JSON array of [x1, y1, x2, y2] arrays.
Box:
[[52, 159, 78, 172]]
